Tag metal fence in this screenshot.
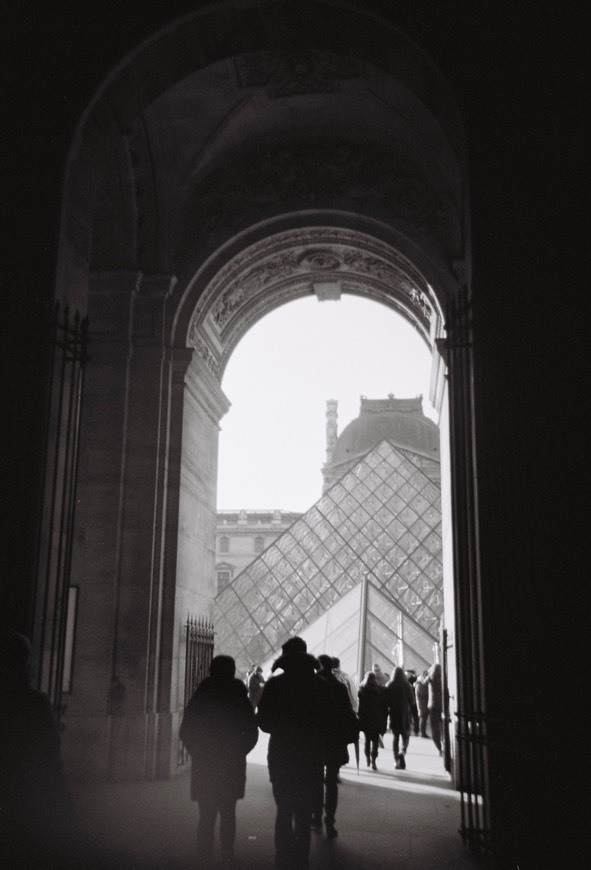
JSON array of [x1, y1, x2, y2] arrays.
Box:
[[35, 304, 88, 730], [457, 711, 489, 853], [178, 616, 215, 765]]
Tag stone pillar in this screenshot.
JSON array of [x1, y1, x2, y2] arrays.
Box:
[[64, 270, 186, 781], [444, 277, 490, 828], [160, 350, 230, 778]]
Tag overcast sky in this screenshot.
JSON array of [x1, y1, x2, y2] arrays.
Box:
[[217, 294, 436, 512]]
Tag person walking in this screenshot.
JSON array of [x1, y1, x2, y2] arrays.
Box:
[[425, 661, 443, 755], [180, 654, 258, 867], [357, 671, 388, 770], [405, 669, 420, 736], [247, 665, 265, 710], [416, 670, 429, 737], [371, 662, 388, 687], [331, 657, 358, 712], [257, 637, 334, 870], [312, 655, 359, 838], [384, 666, 415, 769]]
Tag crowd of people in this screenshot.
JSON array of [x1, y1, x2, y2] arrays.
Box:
[[181, 642, 444, 868], [0, 626, 443, 870]]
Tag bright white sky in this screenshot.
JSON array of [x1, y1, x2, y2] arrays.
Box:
[[217, 295, 436, 512]]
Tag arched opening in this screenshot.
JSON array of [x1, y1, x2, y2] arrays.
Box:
[[213, 292, 443, 674], [176, 224, 451, 685], [37, 0, 484, 856]]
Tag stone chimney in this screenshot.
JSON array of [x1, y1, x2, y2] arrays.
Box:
[[325, 399, 338, 465]]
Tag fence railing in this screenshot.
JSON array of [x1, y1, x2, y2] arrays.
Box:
[[36, 304, 88, 730], [178, 616, 215, 765], [457, 711, 490, 854]]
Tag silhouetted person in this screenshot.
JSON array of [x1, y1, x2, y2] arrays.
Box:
[[312, 655, 359, 838], [331, 657, 358, 711], [247, 665, 265, 710], [385, 666, 415, 769], [371, 662, 388, 687], [257, 637, 333, 870], [180, 654, 258, 867], [416, 670, 429, 737], [425, 662, 443, 755], [405, 669, 420, 735], [358, 671, 388, 770], [0, 631, 72, 867]]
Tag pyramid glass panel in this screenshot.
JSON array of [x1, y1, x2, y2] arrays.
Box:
[[214, 440, 443, 675]]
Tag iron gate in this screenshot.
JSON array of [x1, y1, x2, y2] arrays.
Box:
[[178, 616, 215, 765]]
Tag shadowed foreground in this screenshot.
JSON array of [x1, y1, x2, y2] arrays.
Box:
[[68, 734, 494, 869]]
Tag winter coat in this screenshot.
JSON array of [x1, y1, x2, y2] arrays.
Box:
[[385, 674, 415, 734], [180, 675, 258, 802], [320, 672, 360, 767], [426, 664, 443, 711], [358, 682, 388, 735], [415, 677, 429, 715], [256, 653, 335, 786], [333, 668, 358, 711], [247, 671, 265, 708]]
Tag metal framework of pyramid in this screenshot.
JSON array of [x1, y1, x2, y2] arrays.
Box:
[[214, 439, 442, 677]]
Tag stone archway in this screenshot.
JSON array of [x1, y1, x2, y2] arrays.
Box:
[[48, 4, 481, 827]]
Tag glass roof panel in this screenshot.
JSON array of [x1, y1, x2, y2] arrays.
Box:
[[215, 439, 442, 674]]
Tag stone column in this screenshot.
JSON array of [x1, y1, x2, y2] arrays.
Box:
[[444, 276, 490, 827], [65, 270, 184, 781], [157, 349, 230, 778]]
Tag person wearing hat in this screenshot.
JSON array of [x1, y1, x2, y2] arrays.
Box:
[[180, 654, 259, 866], [257, 637, 334, 870]]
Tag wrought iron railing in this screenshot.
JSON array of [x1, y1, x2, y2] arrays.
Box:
[[35, 304, 88, 730], [178, 616, 215, 765], [457, 711, 490, 853]]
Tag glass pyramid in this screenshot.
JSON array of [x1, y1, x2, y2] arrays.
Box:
[[214, 439, 442, 677]]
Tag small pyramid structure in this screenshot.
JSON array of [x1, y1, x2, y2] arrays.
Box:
[[214, 421, 442, 677]]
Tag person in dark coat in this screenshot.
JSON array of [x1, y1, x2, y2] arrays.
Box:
[[357, 671, 388, 770], [312, 654, 359, 838], [247, 665, 265, 710], [0, 631, 73, 867], [179, 654, 258, 866], [384, 666, 415, 769], [257, 637, 334, 870], [416, 670, 429, 737], [405, 669, 420, 736], [425, 661, 443, 755]]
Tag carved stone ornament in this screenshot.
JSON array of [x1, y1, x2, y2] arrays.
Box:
[[186, 325, 220, 376], [234, 51, 364, 97], [187, 226, 439, 373]]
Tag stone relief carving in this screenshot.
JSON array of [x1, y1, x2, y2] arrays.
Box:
[[211, 251, 300, 330], [187, 226, 437, 353], [187, 324, 220, 376], [235, 51, 363, 97]]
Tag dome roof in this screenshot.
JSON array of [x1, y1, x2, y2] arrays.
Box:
[[329, 397, 439, 467]]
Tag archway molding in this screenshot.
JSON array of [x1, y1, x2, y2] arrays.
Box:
[[181, 220, 452, 381]]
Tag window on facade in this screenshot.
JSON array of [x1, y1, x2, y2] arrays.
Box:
[[220, 536, 230, 553], [254, 535, 265, 553], [217, 571, 231, 592]]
